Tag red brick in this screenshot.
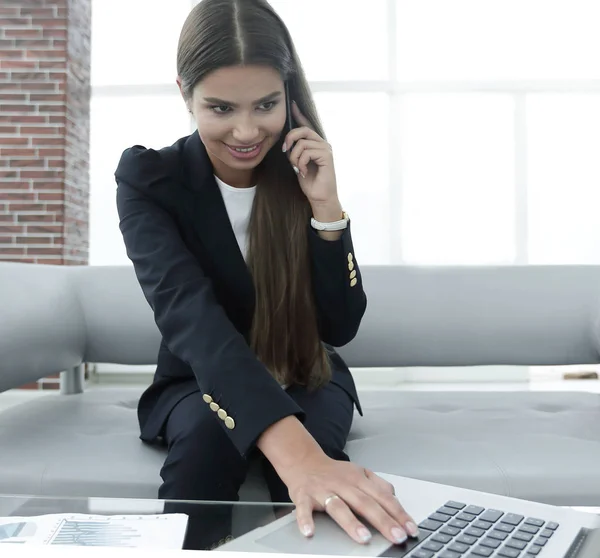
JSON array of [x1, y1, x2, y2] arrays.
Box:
[[24, 82, 58, 91], [0, 169, 19, 179], [11, 71, 51, 81], [0, 83, 23, 91], [0, 126, 18, 134], [1, 116, 46, 124], [0, 17, 31, 26], [0, 181, 31, 190], [3, 192, 35, 201], [31, 137, 63, 146], [16, 236, 52, 244], [21, 126, 65, 135], [10, 203, 47, 212], [38, 20, 67, 28], [5, 29, 43, 39], [1, 93, 28, 101], [21, 8, 57, 18], [37, 105, 64, 113], [29, 246, 62, 255], [48, 115, 66, 125], [0, 225, 25, 234], [0, 105, 36, 113], [17, 40, 54, 50], [43, 28, 67, 39], [1, 60, 38, 70], [33, 181, 63, 190], [38, 192, 63, 201], [38, 61, 64, 70], [0, 214, 16, 222], [0, 8, 20, 17], [0, 237, 13, 243], [9, 159, 45, 168], [0, 147, 37, 157], [37, 149, 63, 157], [17, 213, 56, 223], [0, 50, 23, 60], [0, 137, 28, 146], [27, 225, 62, 234], [26, 50, 65, 60], [20, 169, 64, 179], [0, 247, 25, 255]]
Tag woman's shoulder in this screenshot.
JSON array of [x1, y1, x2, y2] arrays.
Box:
[[114, 134, 191, 190]]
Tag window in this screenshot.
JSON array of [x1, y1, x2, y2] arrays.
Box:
[[90, 0, 600, 268], [399, 93, 516, 265], [89, 94, 190, 266], [314, 92, 391, 264], [269, 0, 389, 82], [91, 0, 191, 86]]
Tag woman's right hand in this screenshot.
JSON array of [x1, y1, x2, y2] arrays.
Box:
[[279, 450, 420, 545]]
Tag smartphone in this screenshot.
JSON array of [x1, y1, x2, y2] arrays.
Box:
[[285, 81, 294, 133]]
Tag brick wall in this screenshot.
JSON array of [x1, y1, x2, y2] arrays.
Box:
[[0, 0, 91, 266], [0, 0, 92, 389]]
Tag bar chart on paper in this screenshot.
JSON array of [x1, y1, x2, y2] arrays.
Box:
[[0, 514, 188, 549], [49, 518, 140, 546]]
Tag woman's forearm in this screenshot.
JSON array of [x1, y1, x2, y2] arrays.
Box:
[[256, 415, 324, 479]]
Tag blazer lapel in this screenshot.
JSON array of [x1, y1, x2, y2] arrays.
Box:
[[180, 131, 256, 316]]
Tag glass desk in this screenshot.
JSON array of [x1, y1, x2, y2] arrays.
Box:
[[0, 493, 294, 551], [0, 494, 598, 553]]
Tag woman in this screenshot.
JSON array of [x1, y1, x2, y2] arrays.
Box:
[[115, 0, 418, 550]]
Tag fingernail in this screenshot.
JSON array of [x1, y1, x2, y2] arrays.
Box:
[[391, 527, 407, 544], [356, 526, 372, 543], [302, 524, 313, 537], [282, 142, 287, 153], [405, 522, 419, 537], [300, 171, 306, 179], [293, 166, 299, 175]]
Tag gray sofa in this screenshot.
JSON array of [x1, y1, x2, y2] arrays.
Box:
[[2, 261, 600, 514]]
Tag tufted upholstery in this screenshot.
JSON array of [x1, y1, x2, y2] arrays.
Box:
[[1, 262, 600, 523]]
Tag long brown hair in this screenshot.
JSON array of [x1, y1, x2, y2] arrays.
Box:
[[177, 0, 331, 389]]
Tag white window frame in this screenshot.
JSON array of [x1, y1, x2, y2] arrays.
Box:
[[90, 0, 600, 384]]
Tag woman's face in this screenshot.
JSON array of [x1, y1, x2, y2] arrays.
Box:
[[181, 65, 287, 187]]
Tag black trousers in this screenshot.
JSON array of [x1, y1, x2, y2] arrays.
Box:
[[158, 381, 354, 550]]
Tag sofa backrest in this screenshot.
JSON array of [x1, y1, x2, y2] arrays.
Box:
[[2, 262, 600, 391]]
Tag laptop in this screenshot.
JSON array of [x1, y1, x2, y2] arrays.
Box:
[[219, 473, 600, 557]]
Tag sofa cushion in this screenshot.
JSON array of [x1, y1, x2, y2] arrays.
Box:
[[1, 388, 599, 506]]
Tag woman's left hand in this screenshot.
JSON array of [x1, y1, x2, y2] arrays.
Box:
[[283, 101, 338, 206]]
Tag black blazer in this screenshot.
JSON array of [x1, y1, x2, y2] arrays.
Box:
[[114, 130, 367, 458]]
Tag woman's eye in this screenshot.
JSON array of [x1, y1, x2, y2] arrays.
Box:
[[212, 105, 231, 114], [258, 101, 277, 111]]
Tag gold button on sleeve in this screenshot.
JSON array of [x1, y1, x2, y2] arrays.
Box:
[[350, 270, 357, 279], [224, 416, 235, 430], [202, 394, 213, 404], [209, 402, 220, 412], [217, 409, 227, 420], [350, 278, 358, 287], [347, 253, 353, 262], [348, 261, 355, 271]]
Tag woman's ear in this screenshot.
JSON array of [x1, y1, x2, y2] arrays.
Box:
[[176, 76, 193, 115], [176, 76, 187, 103]]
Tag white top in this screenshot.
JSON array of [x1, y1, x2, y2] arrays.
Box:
[[214, 175, 256, 260]]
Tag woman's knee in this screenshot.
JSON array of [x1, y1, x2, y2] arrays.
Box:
[[159, 393, 248, 500]]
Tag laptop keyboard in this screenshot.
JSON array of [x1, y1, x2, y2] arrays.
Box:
[[404, 500, 560, 558]]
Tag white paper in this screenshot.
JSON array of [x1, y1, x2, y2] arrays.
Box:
[[0, 513, 188, 549]]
